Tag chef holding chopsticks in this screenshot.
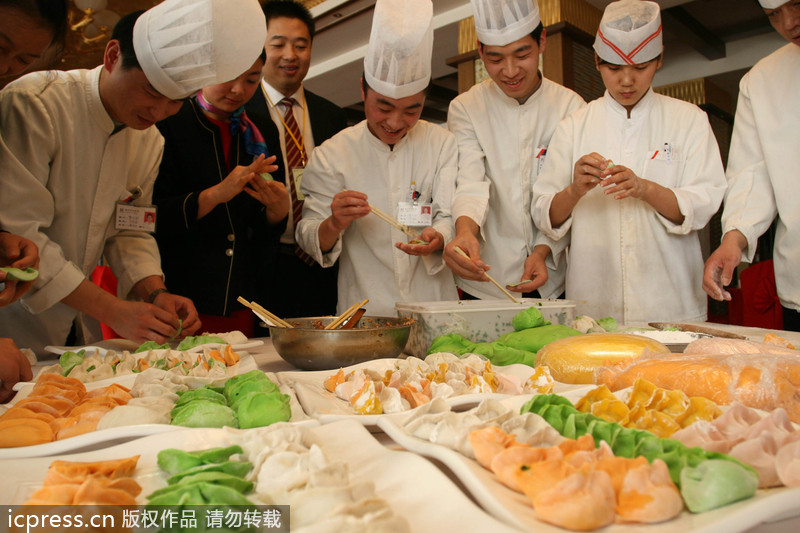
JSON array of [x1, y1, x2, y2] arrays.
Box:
[[444, 0, 585, 301], [295, 0, 458, 316]]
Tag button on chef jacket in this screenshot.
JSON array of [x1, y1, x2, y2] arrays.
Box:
[[532, 88, 727, 323], [296, 120, 458, 316], [722, 43, 800, 312], [448, 78, 585, 299]]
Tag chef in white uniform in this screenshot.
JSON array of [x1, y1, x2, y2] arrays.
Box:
[[703, 0, 800, 331], [295, 0, 458, 316], [0, 0, 267, 354], [531, 0, 726, 323], [444, 0, 585, 300]]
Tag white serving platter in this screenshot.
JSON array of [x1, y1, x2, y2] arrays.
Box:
[[279, 358, 594, 426], [15, 349, 259, 391], [1, 370, 311, 459], [377, 398, 800, 533], [0, 420, 519, 533]]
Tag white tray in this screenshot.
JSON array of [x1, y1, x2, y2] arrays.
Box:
[[377, 399, 800, 533], [2, 370, 311, 459], [279, 358, 593, 426], [0, 421, 518, 533]]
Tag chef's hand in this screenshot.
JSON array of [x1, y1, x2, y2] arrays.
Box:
[[102, 300, 183, 344], [317, 190, 370, 253], [151, 292, 201, 337], [246, 178, 290, 224], [0, 232, 39, 307], [703, 231, 747, 301], [599, 164, 648, 200], [444, 222, 489, 281], [330, 190, 370, 231], [396, 227, 442, 256], [510, 245, 550, 293], [199, 155, 278, 218], [571, 152, 609, 198], [0, 337, 32, 403]]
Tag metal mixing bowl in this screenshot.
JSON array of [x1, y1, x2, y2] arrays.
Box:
[[269, 316, 414, 371]]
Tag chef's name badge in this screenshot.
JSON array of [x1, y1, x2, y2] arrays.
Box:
[[116, 203, 157, 233], [397, 201, 432, 227]]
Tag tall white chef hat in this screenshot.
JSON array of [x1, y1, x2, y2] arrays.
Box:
[[363, 0, 434, 100], [471, 0, 541, 46], [133, 0, 267, 101], [758, 0, 787, 9], [594, 0, 663, 65]]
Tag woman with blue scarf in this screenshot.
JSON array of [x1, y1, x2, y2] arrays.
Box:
[[154, 52, 290, 336]]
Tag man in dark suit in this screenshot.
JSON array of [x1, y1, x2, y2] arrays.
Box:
[[246, 0, 348, 322]]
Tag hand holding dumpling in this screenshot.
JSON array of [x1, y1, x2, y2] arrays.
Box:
[[396, 226, 443, 256]]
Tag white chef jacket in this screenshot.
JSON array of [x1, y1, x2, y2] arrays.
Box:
[[0, 67, 165, 353], [722, 44, 800, 311], [447, 77, 585, 299], [295, 120, 459, 316], [532, 89, 726, 323]]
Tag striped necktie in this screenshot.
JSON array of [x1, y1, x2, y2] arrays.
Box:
[[281, 97, 315, 266]]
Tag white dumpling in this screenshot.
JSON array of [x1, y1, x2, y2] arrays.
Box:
[[96, 404, 170, 429]]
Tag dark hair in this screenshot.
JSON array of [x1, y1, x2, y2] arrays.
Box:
[[262, 0, 315, 41], [361, 73, 430, 97], [478, 22, 545, 51], [2, 0, 68, 48], [111, 10, 144, 70]]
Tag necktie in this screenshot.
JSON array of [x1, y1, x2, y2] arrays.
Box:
[[281, 98, 315, 266]]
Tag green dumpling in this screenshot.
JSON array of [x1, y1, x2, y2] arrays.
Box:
[[236, 392, 291, 429], [512, 307, 550, 331], [223, 371, 280, 408], [166, 461, 252, 485], [427, 333, 477, 355], [680, 459, 759, 513], [176, 335, 226, 351], [170, 400, 237, 428], [135, 340, 170, 353], [495, 324, 582, 354], [175, 387, 227, 408], [157, 445, 244, 475]]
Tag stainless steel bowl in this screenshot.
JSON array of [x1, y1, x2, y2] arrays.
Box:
[[269, 316, 414, 371]]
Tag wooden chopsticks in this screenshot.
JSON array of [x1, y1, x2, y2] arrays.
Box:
[[368, 204, 417, 237], [341, 188, 417, 237], [325, 298, 369, 330], [237, 296, 293, 328], [452, 247, 520, 303]]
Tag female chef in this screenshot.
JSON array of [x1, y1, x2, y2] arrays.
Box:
[[153, 52, 289, 336], [531, 0, 727, 324]]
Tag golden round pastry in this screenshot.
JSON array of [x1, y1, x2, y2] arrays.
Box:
[[535, 333, 670, 384]]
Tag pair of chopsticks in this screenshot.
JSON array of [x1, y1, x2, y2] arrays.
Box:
[[325, 298, 369, 330], [341, 188, 417, 237], [369, 204, 417, 237], [237, 296, 293, 328], [452, 247, 520, 303]]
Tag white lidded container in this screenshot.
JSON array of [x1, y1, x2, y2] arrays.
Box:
[[395, 298, 576, 358]]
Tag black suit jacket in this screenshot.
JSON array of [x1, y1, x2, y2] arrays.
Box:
[[245, 87, 347, 174], [245, 86, 347, 319]]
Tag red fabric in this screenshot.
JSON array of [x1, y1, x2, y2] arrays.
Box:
[[198, 309, 255, 338], [740, 260, 783, 330], [90, 265, 121, 339]]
